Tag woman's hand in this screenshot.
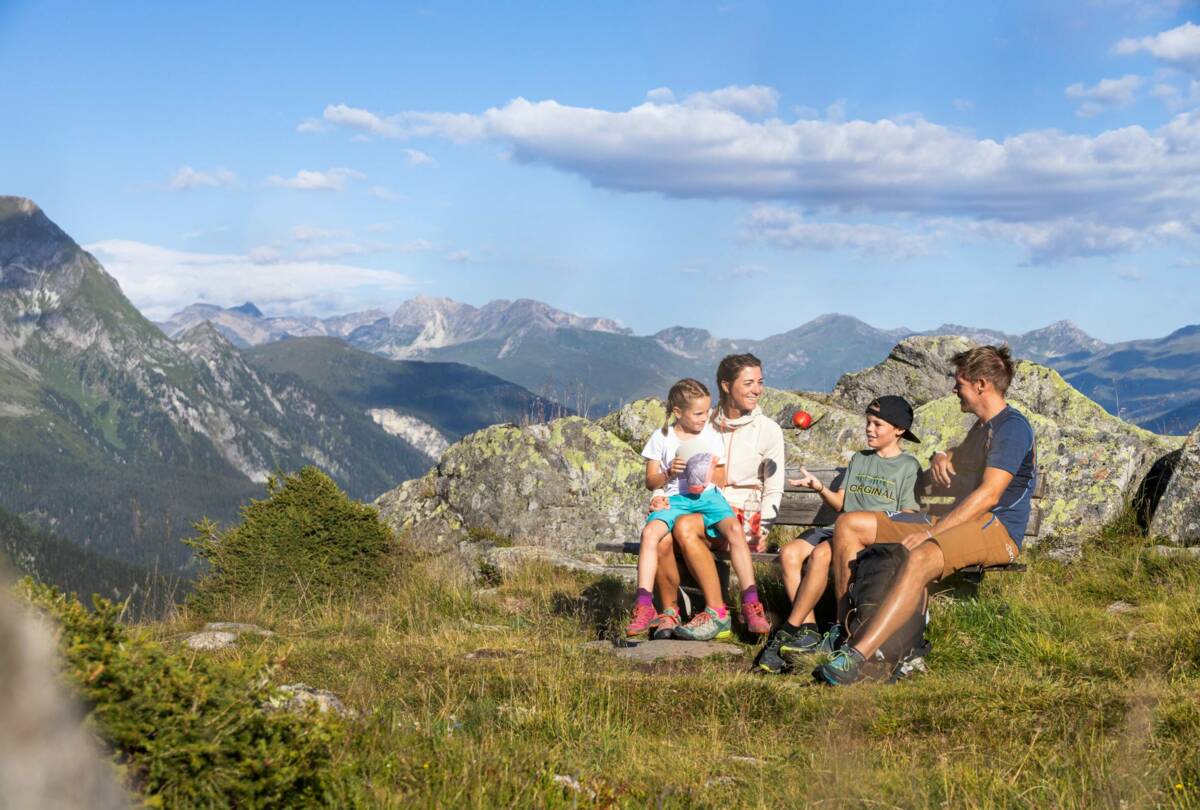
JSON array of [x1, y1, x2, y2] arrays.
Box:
[[648, 495, 670, 514], [787, 466, 823, 492]]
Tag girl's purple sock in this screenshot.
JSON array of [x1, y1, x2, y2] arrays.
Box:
[[741, 585, 760, 605], [636, 588, 654, 607]]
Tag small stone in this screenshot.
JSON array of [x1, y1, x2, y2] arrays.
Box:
[[729, 755, 764, 766], [265, 683, 353, 718], [1106, 601, 1136, 615], [583, 638, 744, 663], [184, 631, 237, 651], [552, 774, 594, 798]]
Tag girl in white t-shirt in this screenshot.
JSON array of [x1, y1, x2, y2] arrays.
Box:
[[625, 378, 754, 639]]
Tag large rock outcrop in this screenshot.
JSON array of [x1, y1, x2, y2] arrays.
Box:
[[1150, 424, 1200, 545], [377, 336, 1186, 567], [376, 417, 647, 558]]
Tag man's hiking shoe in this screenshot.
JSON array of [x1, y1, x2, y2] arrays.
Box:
[[778, 627, 823, 657], [817, 623, 845, 654], [815, 647, 867, 686], [673, 607, 732, 641], [624, 603, 658, 638], [650, 607, 681, 640], [742, 600, 771, 635]]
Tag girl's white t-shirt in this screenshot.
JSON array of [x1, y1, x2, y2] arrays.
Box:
[[640, 423, 726, 497]]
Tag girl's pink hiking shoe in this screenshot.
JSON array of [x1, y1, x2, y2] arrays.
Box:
[[742, 600, 770, 635], [624, 603, 658, 638]]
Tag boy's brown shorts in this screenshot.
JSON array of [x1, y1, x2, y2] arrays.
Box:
[[874, 513, 1019, 580]]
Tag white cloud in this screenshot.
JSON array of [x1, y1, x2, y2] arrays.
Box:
[[683, 85, 779, 117], [741, 205, 934, 258], [446, 249, 471, 263], [323, 103, 405, 137], [296, 118, 327, 134], [168, 166, 238, 190], [404, 148, 438, 167], [84, 240, 417, 320], [247, 245, 282, 264], [646, 87, 676, 104], [952, 98, 974, 112], [293, 242, 383, 261], [1152, 78, 1200, 110], [290, 225, 352, 242], [965, 217, 1187, 264], [266, 168, 365, 191], [1065, 74, 1143, 116], [369, 185, 404, 201], [1115, 21, 1200, 70]]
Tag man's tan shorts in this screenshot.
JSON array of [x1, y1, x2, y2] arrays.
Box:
[[874, 512, 1019, 580]]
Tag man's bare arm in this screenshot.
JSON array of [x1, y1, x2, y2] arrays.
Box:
[[902, 467, 1012, 549]]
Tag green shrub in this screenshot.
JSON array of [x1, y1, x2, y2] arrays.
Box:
[[186, 467, 394, 615], [17, 579, 339, 807]]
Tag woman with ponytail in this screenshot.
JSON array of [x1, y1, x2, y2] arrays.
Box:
[[670, 354, 784, 640]]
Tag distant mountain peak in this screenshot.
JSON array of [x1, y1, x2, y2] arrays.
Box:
[[176, 320, 237, 358], [229, 301, 263, 318]]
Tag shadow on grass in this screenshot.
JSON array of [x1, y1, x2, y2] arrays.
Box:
[[551, 576, 628, 640]]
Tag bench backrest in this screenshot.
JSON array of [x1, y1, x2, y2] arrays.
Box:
[[775, 466, 1045, 538]]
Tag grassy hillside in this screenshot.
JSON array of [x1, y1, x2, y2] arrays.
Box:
[[47, 509, 1198, 807]]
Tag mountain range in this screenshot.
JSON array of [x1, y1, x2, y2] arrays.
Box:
[[0, 197, 550, 575], [158, 295, 1194, 432]]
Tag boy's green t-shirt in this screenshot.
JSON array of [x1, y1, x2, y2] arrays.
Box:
[[840, 450, 922, 513]]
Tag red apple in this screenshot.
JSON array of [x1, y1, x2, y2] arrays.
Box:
[[791, 410, 813, 430]]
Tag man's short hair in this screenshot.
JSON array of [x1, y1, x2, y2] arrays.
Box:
[[951, 345, 1015, 394]]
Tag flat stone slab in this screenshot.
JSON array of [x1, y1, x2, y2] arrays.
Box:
[[203, 622, 274, 637], [584, 638, 744, 663]]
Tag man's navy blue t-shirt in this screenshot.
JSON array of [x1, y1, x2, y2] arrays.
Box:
[[954, 405, 1037, 546]]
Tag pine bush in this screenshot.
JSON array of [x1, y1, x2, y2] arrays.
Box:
[[186, 467, 394, 615]]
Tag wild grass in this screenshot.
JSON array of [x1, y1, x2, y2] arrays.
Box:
[[130, 512, 1200, 808]]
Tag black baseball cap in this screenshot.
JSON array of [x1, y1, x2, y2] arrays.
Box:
[[866, 395, 920, 443]]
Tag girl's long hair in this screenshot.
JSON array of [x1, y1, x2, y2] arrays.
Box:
[[661, 378, 711, 435], [714, 353, 763, 419]]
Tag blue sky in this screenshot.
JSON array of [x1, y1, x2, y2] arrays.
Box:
[[2, 0, 1199, 342]]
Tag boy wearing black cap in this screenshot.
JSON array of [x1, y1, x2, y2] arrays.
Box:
[[757, 395, 925, 674]]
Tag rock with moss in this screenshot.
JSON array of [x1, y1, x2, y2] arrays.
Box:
[[595, 397, 668, 451], [832, 335, 975, 410], [1150, 424, 1200, 545], [377, 417, 647, 559], [757, 388, 868, 470], [907, 361, 1182, 557]]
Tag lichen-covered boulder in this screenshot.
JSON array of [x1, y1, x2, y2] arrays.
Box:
[[595, 397, 667, 452], [376, 417, 646, 558], [757, 388, 865, 469], [832, 336, 975, 410], [1150, 424, 1200, 545], [908, 363, 1182, 558]]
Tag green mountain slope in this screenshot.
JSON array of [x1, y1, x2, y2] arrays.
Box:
[[245, 336, 561, 438]]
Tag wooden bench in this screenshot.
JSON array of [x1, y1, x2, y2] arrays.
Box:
[[596, 466, 1046, 582]]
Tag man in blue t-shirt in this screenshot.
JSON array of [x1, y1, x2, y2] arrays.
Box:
[[818, 345, 1037, 686]]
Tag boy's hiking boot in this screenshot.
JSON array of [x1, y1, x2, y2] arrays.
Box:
[[649, 607, 681, 639], [815, 647, 867, 686], [817, 623, 846, 654], [624, 603, 658, 638], [742, 600, 771, 635], [756, 627, 807, 673], [673, 607, 732, 641], [778, 626, 823, 657]]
